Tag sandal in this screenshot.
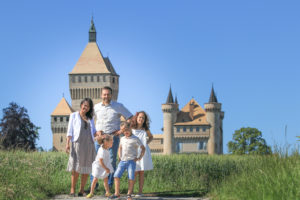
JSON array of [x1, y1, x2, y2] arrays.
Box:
[[78, 192, 85, 197], [105, 192, 112, 197], [86, 193, 94, 198], [127, 194, 132, 200], [68, 193, 75, 197]]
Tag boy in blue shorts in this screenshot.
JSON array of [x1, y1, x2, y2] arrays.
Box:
[[110, 121, 145, 200]]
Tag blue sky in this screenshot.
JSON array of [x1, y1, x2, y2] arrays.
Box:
[[0, 1, 300, 152]]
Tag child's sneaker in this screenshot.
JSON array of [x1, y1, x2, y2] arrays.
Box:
[[86, 193, 94, 198], [135, 193, 143, 198]]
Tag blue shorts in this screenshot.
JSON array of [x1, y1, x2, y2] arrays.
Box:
[[114, 160, 136, 180]]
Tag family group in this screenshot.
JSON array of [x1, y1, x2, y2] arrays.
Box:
[[65, 86, 153, 200]]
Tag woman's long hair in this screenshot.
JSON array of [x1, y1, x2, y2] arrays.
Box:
[[130, 111, 150, 131], [80, 98, 94, 120]]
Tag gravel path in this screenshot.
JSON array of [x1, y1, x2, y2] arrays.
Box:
[[51, 194, 209, 200]]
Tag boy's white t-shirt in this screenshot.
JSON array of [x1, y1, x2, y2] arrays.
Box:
[[120, 135, 143, 161]]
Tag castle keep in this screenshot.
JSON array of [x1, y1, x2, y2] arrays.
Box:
[[51, 19, 118, 151], [51, 20, 224, 154]]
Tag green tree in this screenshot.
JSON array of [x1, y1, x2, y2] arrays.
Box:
[[228, 127, 271, 155], [0, 102, 40, 150]]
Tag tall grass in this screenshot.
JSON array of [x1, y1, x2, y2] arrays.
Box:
[[1, 150, 299, 199], [210, 152, 300, 200]]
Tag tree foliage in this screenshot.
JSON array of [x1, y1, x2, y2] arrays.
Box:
[[0, 102, 39, 150], [228, 127, 271, 155]]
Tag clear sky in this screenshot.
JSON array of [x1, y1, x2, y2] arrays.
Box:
[[1, 0, 300, 152]]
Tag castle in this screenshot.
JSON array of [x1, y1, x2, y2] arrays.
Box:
[[51, 19, 224, 154]]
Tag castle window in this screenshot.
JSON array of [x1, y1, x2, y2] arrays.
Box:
[[66, 117, 69, 122], [97, 76, 100, 82], [198, 141, 204, 150], [196, 127, 200, 132], [203, 141, 207, 150], [183, 127, 186, 132], [176, 142, 183, 152], [61, 136, 63, 143], [85, 76, 87, 82], [176, 127, 180, 132], [103, 76, 106, 82], [190, 127, 193, 132], [112, 77, 115, 83], [60, 117, 63, 122], [78, 76, 81, 83], [203, 128, 206, 132], [72, 76, 75, 83], [91, 76, 94, 82], [54, 117, 57, 122]]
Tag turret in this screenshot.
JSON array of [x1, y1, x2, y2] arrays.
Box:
[[204, 86, 224, 154], [89, 17, 96, 42], [162, 86, 178, 155]]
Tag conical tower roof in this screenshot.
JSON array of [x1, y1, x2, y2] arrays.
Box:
[[166, 86, 174, 104], [51, 97, 74, 116], [209, 86, 218, 103], [70, 20, 116, 75]]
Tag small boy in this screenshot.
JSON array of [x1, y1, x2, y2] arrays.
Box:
[[110, 121, 145, 200]]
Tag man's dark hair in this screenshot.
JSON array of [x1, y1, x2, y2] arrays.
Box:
[[102, 86, 112, 94]]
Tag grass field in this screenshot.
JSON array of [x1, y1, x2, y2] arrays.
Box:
[[0, 150, 299, 200]]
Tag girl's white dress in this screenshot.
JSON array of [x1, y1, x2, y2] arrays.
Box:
[[92, 146, 114, 179], [132, 129, 153, 171]]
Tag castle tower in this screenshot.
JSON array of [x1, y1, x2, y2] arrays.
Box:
[[69, 18, 119, 111], [204, 86, 224, 154], [162, 87, 178, 155], [51, 97, 74, 151]]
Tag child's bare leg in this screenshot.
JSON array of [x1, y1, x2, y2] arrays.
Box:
[[103, 177, 110, 195], [71, 171, 79, 194], [128, 180, 135, 195], [90, 177, 98, 194], [138, 171, 144, 194], [133, 172, 139, 193], [114, 177, 120, 196]]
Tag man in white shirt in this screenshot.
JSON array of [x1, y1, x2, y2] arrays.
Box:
[[92, 86, 133, 188]]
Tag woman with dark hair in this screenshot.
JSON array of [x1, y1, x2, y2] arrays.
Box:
[[131, 111, 153, 197], [66, 98, 98, 196]]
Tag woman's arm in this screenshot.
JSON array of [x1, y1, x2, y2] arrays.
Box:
[[66, 136, 72, 153], [146, 130, 153, 144], [66, 113, 74, 153]]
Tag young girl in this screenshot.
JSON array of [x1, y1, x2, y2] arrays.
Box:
[[131, 111, 153, 197], [86, 135, 114, 198]]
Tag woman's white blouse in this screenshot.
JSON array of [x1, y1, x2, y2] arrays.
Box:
[[66, 111, 96, 142]]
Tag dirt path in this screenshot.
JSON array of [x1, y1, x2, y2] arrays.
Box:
[[51, 195, 209, 200]]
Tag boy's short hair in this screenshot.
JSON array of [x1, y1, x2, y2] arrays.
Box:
[[120, 121, 131, 130]]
